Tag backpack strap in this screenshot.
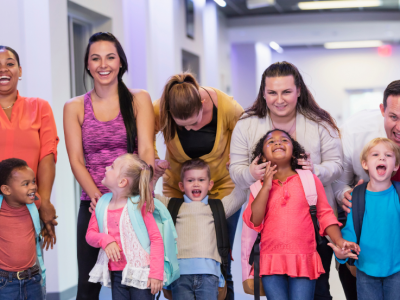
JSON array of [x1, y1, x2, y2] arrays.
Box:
[[95, 193, 113, 234], [208, 199, 230, 281], [295, 169, 323, 246], [348, 181, 368, 266], [393, 181, 400, 203], [127, 196, 151, 254], [167, 198, 184, 226]]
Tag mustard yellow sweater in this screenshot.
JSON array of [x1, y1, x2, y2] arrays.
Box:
[[153, 88, 244, 199]]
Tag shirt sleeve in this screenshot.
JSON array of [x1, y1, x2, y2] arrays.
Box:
[[331, 126, 356, 205], [39, 100, 59, 162], [313, 125, 343, 186], [229, 120, 257, 189], [222, 187, 247, 218], [227, 98, 244, 131], [86, 211, 116, 249], [314, 175, 342, 236], [242, 193, 264, 232], [142, 205, 164, 281], [153, 99, 161, 160]]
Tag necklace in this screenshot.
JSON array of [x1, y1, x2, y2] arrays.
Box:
[[1, 102, 14, 110], [271, 117, 296, 135]]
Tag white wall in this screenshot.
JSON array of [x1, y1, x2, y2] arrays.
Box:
[[271, 46, 400, 126]]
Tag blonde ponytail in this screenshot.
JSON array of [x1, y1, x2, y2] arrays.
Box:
[[138, 165, 153, 210], [120, 154, 154, 210]]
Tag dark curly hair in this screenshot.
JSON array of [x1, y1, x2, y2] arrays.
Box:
[[251, 129, 307, 171], [0, 158, 29, 194]]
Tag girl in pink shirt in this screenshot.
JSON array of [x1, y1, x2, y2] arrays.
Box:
[[86, 154, 164, 299], [243, 129, 359, 300]]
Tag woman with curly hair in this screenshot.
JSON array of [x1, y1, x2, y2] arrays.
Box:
[[242, 129, 358, 300], [230, 62, 344, 299]]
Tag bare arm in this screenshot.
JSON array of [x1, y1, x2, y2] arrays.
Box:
[[133, 89, 155, 169], [64, 97, 102, 202], [37, 154, 57, 248]]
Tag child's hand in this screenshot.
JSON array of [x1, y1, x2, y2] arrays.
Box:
[[105, 242, 121, 262], [41, 227, 56, 251], [262, 162, 277, 190], [328, 240, 360, 260], [147, 278, 163, 295]]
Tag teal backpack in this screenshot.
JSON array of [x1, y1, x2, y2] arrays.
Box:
[[95, 193, 180, 286], [0, 195, 46, 287]]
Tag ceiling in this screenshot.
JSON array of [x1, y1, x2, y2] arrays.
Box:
[[220, 0, 400, 18]]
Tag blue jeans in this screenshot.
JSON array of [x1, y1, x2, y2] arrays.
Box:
[[357, 269, 400, 300], [110, 271, 154, 300], [226, 208, 241, 300], [0, 273, 43, 300], [171, 274, 219, 300], [261, 275, 316, 300]]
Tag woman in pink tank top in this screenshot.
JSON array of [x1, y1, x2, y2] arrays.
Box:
[[64, 32, 155, 300]]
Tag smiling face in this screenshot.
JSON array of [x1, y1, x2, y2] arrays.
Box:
[[262, 130, 294, 166], [173, 109, 203, 131], [87, 41, 121, 86], [380, 95, 400, 146], [0, 49, 21, 96], [362, 142, 399, 181], [179, 168, 214, 201], [0, 167, 37, 206], [264, 75, 300, 119], [102, 156, 125, 189]]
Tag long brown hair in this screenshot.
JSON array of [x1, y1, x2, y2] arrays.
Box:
[[159, 73, 202, 143], [242, 61, 340, 136], [84, 32, 137, 153], [120, 154, 153, 210]]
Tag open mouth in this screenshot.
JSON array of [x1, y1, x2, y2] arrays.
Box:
[[192, 189, 202, 197], [98, 71, 111, 77], [376, 164, 387, 176], [0, 76, 11, 85], [27, 192, 36, 200], [273, 148, 285, 152]]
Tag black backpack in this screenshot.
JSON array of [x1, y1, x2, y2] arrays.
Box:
[[167, 198, 230, 280], [347, 181, 400, 266]]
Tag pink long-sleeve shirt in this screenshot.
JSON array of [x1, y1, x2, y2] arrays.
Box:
[[86, 204, 164, 281], [243, 174, 341, 280]]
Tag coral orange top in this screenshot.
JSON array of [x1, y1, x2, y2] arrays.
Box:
[[0, 91, 59, 175], [243, 174, 341, 280]]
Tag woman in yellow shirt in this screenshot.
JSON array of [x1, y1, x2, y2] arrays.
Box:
[[153, 73, 243, 299]]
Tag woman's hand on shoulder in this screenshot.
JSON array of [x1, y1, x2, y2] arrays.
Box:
[[297, 152, 314, 173], [154, 159, 170, 184], [249, 155, 268, 181]]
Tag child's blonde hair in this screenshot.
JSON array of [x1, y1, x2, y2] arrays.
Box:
[[119, 154, 153, 210], [360, 137, 400, 176]]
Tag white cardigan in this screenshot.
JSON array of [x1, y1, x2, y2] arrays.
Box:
[[331, 109, 386, 203], [229, 112, 343, 212]]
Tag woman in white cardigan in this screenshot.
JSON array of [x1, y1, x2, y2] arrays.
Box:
[[230, 61, 343, 300]]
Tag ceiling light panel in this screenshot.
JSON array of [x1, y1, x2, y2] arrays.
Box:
[[298, 0, 382, 10]]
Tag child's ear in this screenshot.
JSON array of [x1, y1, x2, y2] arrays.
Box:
[[118, 178, 128, 188], [395, 164, 399, 172], [261, 155, 267, 163], [361, 160, 369, 172], [208, 180, 214, 191], [0, 185, 11, 196], [178, 182, 185, 192]]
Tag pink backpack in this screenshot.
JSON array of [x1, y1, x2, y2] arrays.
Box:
[[241, 169, 322, 299]]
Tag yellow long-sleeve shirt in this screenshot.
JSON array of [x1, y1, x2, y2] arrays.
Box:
[[153, 88, 243, 199]]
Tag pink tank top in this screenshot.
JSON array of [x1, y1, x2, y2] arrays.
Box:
[[81, 92, 137, 201]]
